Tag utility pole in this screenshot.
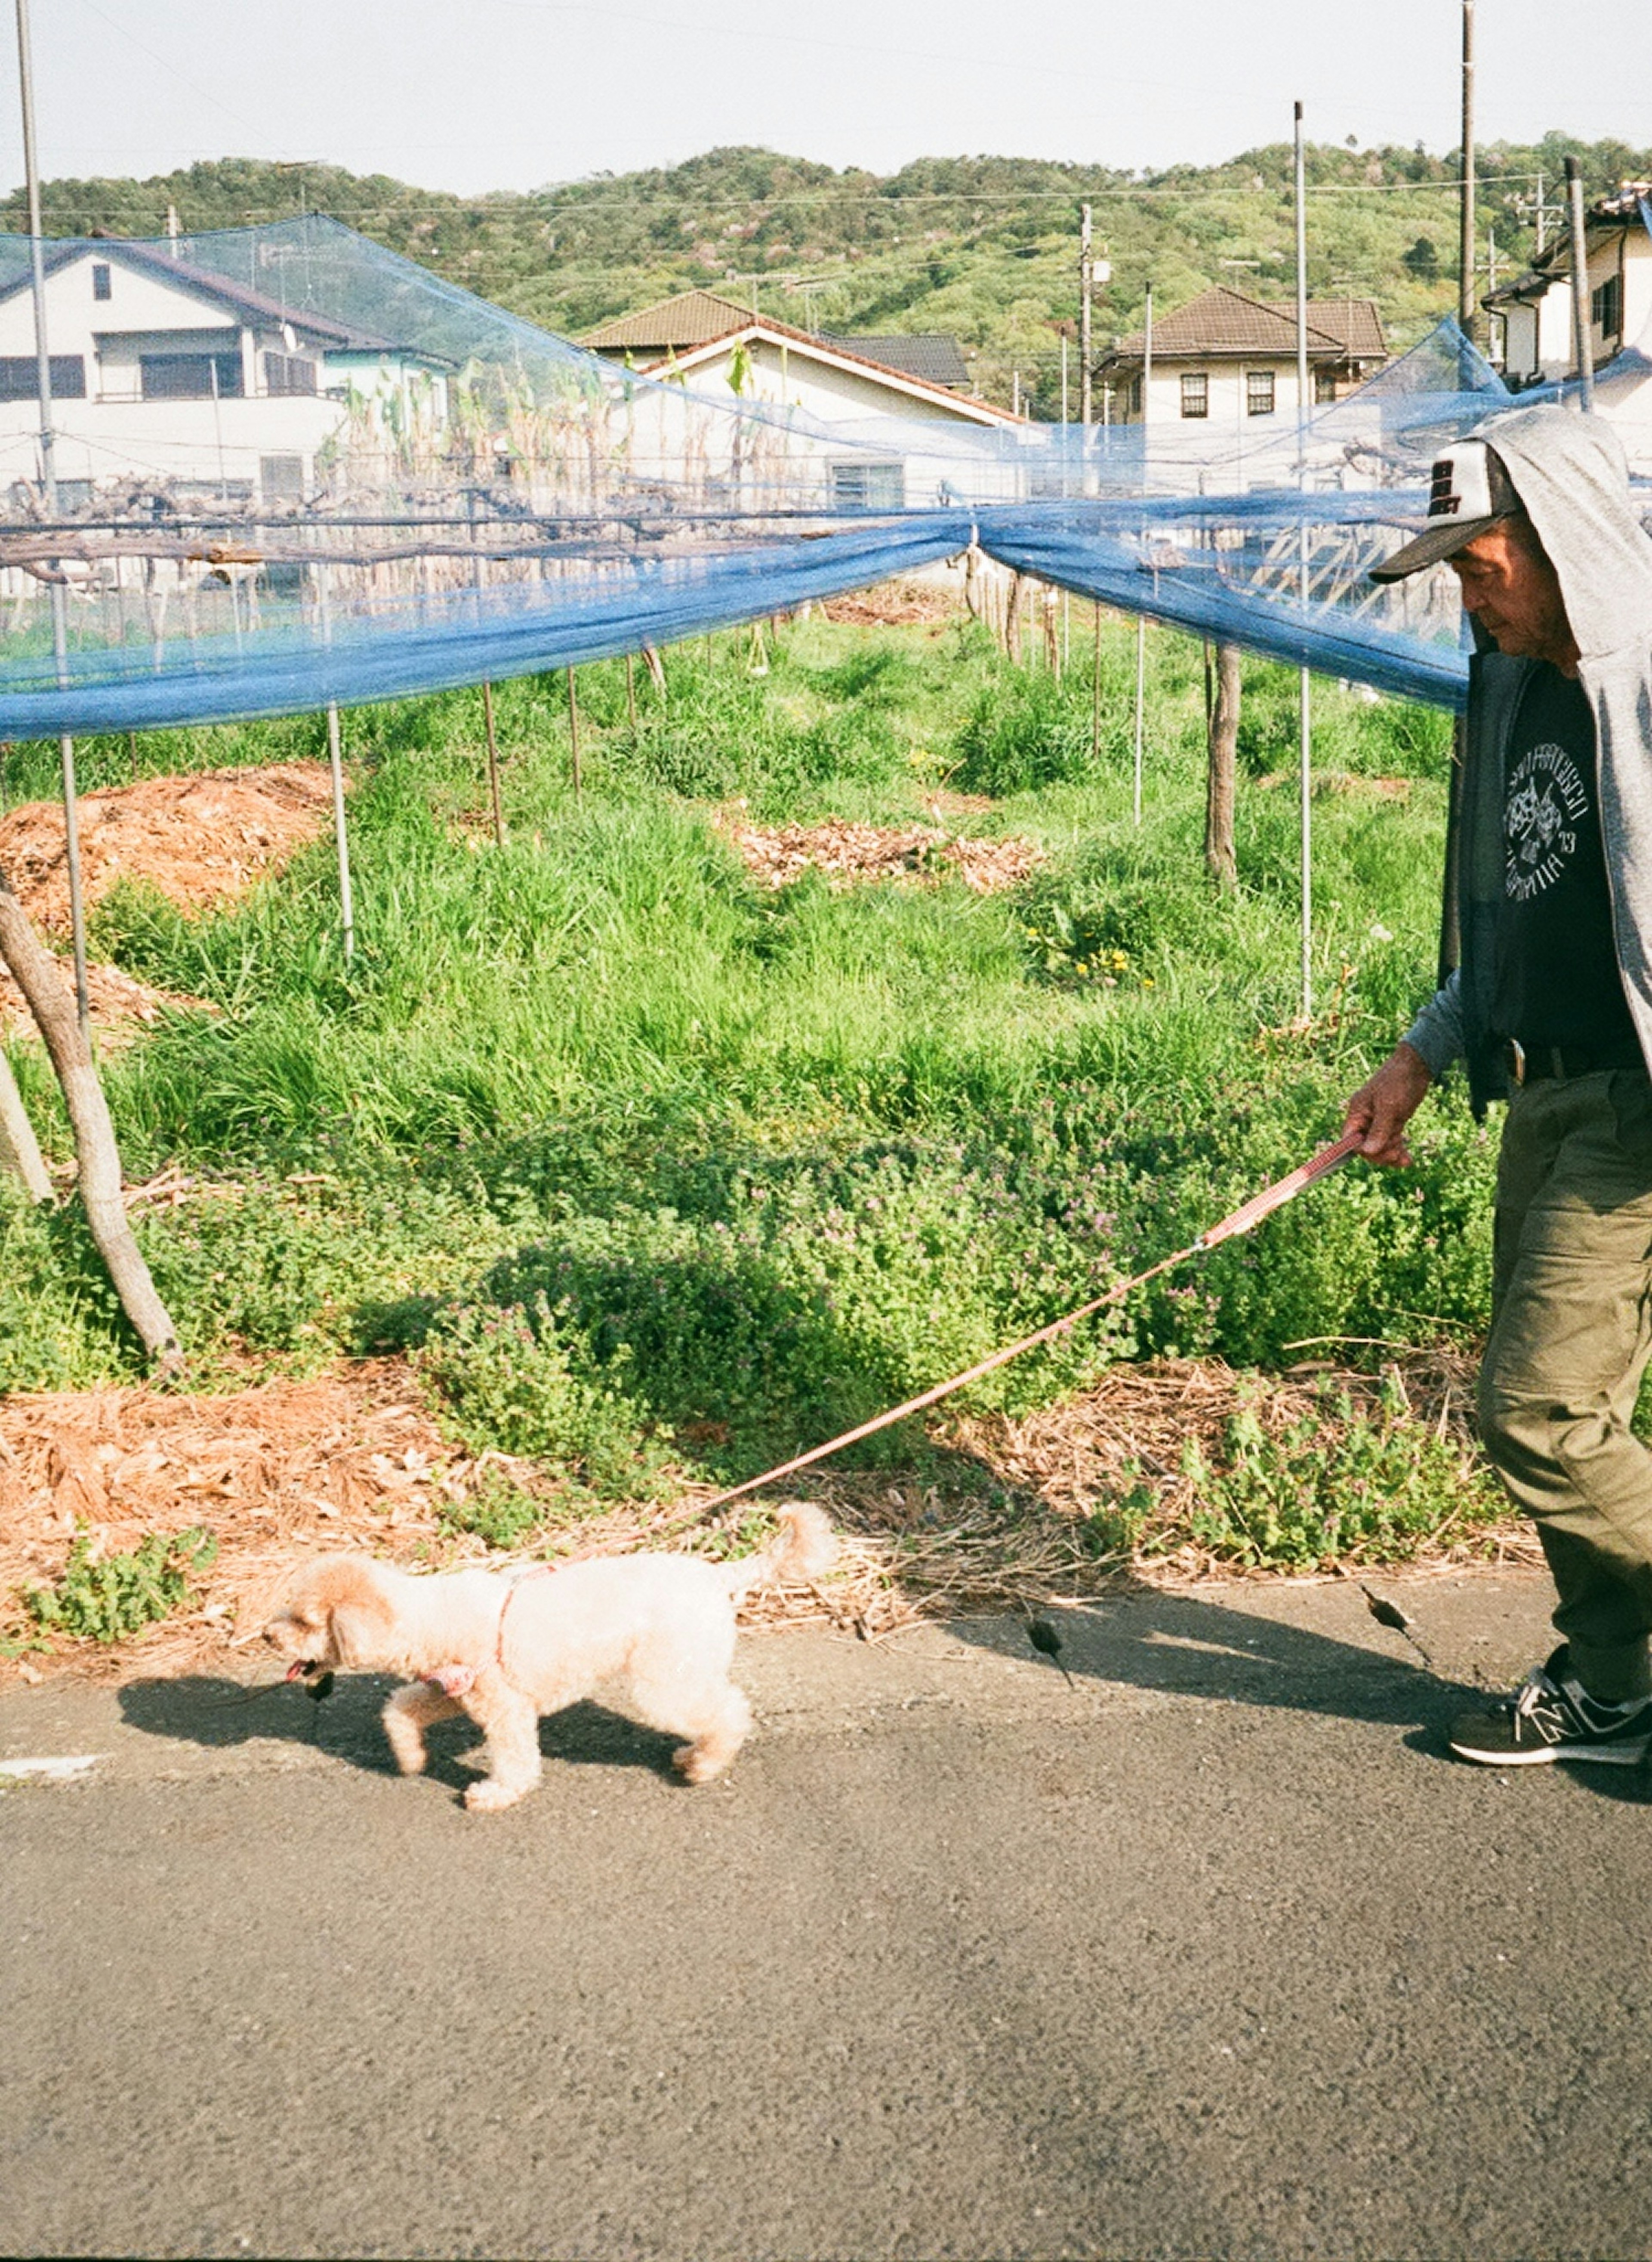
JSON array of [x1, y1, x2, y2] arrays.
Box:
[[1458, 0, 1476, 346], [1294, 99, 1313, 1025], [1566, 156, 1595, 412], [14, 0, 88, 1033], [1079, 204, 1093, 430]]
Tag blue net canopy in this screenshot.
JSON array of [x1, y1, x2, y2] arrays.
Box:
[[0, 213, 1625, 734]]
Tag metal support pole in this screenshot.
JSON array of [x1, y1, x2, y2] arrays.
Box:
[[326, 702, 354, 963], [481, 679, 505, 846], [1566, 157, 1596, 413], [566, 665, 582, 793], [15, 0, 88, 1034], [1079, 204, 1092, 432], [1458, 0, 1476, 347], [1132, 615, 1145, 826], [1295, 98, 1313, 1024]]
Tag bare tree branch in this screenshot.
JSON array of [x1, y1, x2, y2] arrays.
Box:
[[0, 1040, 52, 1203], [0, 863, 182, 1370]]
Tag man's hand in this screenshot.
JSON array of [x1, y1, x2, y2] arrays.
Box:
[[1342, 1042, 1432, 1167]]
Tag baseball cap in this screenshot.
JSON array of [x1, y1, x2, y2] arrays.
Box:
[[1368, 440, 1525, 582]]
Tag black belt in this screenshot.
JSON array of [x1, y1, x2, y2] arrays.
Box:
[[1503, 1037, 1647, 1086]]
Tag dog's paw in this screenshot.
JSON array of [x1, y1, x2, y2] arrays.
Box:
[[463, 1777, 526, 1814], [672, 1742, 729, 1785]]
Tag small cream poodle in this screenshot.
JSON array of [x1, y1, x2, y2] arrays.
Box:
[[262, 1503, 835, 1812]]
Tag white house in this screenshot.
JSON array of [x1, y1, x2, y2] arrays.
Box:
[[0, 237, 448, 509], [1485, 183, 1652, 464], [586, 289, 1026, 509], [1094, 285, 1387, 435]]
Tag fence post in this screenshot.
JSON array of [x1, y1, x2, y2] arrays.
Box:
[[326, 701, 354, 962], [481, 679, 505, 846]]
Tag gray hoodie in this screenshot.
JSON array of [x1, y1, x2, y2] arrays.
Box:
[[1402, 404, 1652, 1114]]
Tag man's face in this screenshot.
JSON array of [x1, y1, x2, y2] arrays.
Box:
[[1446, 518, 1577, 667]]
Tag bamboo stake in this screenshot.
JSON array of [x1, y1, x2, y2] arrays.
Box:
[[1092, 605, 1102, 765], [326, 702, 354, 963], [481, 679, 505, 846], [566, 665, 582, 793], [625, 651, 637, 729]]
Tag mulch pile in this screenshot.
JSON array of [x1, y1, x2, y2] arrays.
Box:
[[723, 815, 1042, 895], [0, 1352, 1529, 1687], [0, 761, 332, 1040], [819, 579, 960, 627]]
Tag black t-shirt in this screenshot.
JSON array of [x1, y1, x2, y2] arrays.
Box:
[[1491, 662, 1637, 1049]]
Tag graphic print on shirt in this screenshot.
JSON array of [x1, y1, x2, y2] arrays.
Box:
[[1506, 740, 1590, 902]]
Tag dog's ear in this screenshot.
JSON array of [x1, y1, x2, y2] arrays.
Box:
[[315, 1561, 398, 1668]]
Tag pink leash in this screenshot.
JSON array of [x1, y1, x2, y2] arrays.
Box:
[[694, 1130, 1364, 1515]]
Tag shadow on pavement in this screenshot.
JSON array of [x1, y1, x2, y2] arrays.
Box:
[[954, 1588, 1652, 1803], [117, 1674, 681, 1790]]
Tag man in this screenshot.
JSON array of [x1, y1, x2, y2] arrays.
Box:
[[1345, 405, 1652, 1767]]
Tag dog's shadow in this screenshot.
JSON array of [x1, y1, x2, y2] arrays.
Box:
[[117, 1674, 683, 1790]]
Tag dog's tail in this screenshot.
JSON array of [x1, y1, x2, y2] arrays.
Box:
[[723, 1502, 837, 1601]]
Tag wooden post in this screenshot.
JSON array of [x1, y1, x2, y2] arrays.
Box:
[[481, 679, 505, 846], [626, 651, 637, 729], [642, 644, 666, 700], [126, 728, 137, 781], [566, 666, 582, 793], [1091, 605, 1103, 765], [1205, 642, 1240, 890], [0, 863, 181, 1364]]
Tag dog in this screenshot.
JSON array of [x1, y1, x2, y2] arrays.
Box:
[[261, 1503, 836, 1812]]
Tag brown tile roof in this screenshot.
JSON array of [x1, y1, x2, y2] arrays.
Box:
[[1103, 284, 1384, 364], [632, 315, 1023, 424], [581, 289, 754, 351]]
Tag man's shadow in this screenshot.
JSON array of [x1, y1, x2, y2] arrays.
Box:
[[951, 1584, 1652, 1804], [117, 1673, 684, 1794]]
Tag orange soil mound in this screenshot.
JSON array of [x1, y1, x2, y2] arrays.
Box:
[[819, 579, 961, 627], [0, 761, 333, 935], [723, 815, 1041, 895]]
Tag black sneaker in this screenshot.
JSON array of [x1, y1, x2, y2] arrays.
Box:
[[1449, 1646, 1652, 1767]]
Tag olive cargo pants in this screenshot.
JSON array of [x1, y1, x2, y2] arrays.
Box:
[[1478, 1069, 1652, 1703]]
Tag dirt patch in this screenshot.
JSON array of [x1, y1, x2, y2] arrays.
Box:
[[0, 1352, 1527, 1687], [0, 954, 213, 1046], [819, 578, 961, 627], [722, 815, 1041, 895], [0, 761, 334, 936]]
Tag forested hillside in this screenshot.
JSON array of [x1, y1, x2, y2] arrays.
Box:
[[6, 133, 1647, 413]]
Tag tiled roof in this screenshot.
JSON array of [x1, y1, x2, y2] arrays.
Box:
[[820, 333, 970, 386], [582, 289, 752, 351], [1104, 284, 1384, 364], [633, 315, 1023, 425], [0, 237, 395, 350]]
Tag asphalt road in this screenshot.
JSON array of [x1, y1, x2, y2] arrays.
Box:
[[4, 1567, 1651, 2261]]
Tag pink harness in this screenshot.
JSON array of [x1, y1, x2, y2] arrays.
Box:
[[422, 1563, 554, 1700]]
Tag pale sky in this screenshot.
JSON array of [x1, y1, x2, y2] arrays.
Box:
[[9, 0, 1650, 197]]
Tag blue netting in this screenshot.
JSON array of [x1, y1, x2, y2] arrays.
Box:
[[0, 212, 1633, 733]]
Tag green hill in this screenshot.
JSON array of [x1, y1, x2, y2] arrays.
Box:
[[7, 134, 1648, 414]]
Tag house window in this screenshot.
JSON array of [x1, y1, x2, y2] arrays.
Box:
[[139, 351, 243, 400], [1314, 367, 1339, 405], [1592, 273, 1623, 338], [262, 351, 317, 397], [829, 459, 905, 512], [0, 354, 85, 400], [1246, 369, 1276, 417], [259, 453, 305, 501], [1128, 374, 1143, 416], [1179, 372, 1209, 420], [91, 262, 111, 302]]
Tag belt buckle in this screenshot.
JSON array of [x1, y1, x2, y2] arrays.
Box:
[[1507, 1038, 1527, 1088]]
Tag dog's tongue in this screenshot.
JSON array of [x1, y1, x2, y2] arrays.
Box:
[[284, 1660, 310, 1683]]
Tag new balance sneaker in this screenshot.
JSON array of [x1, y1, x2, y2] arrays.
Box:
[[1449, 1647, 1652, 1768]]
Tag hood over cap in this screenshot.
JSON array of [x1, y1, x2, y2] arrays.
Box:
[[1470, 404, 1652, 661]]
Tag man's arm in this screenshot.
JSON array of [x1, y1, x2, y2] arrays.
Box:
[[1343, 1041, 1433, 1166]]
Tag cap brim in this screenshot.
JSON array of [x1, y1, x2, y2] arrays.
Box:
[[1368, 514, 1504, 583]]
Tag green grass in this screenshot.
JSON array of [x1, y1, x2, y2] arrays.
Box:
[[0, 608, 1495, 1542]]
